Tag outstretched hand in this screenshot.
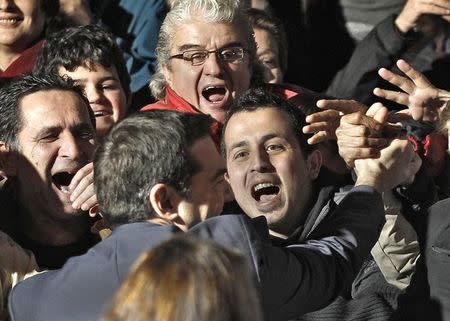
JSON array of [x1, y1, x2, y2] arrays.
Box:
[[374, 59, 450, 122]]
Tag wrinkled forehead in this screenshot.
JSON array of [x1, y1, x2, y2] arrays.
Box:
[[18, 90, 93, 130], [169, 16, 252, 51]]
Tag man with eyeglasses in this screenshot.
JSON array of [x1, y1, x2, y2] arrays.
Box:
[[141, 0, 261, 124]]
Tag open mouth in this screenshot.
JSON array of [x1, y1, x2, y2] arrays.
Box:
[[52, 172, 76, 193], [252, 182, 280, 202], [93, 110, 112, 117], [202, 85, 226, 104], [0, 17, 22, 25]]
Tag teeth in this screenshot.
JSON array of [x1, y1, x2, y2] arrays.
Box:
[[94, 111, 104, 117], [254, 183, 275, 192], [203, 85, 223, 91], [0, 18, 19, 24], [60, 185, 71, 194]]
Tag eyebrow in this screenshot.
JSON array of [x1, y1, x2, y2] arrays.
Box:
[[70, 76, 120, 84], [34, 125, 61, 139], [228, 140, 248, 153], [177, 42, 246, 53], [227, 133, 280, 152], [73, 122, 95, 134], [34, 122, 94, 138], [211, 167, 227, 182]]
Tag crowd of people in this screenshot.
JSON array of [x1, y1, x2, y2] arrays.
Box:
[[0, 0, 449, 321]]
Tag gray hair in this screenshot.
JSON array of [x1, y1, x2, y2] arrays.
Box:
[[149, 0, 258, 100]]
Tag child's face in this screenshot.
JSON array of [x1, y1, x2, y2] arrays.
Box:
[[58, 63, 129, 140]]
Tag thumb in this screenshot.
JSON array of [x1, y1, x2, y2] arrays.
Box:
[[367, 102, 389, 124]]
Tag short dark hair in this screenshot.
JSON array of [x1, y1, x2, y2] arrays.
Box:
[[0, 73, 94, 150], [221, 87, 313, 157], [34, 24, 131, 100], [94, 110, 214, 227]]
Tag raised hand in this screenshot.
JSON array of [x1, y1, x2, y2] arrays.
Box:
[[374, 59, 450, 122], [395, 0, 450, 34]]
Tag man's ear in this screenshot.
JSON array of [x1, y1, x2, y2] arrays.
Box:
[[0, 141, 17, 178], [161, 64, 173, 88], [306, 149, 322, 180], [148, 183, 180, 222]]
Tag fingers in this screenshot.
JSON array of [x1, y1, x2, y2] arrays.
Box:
[[71, 185, 97, 211], [378, 67, 415, 93], [69, 162, 93, 192], [339, 112, 383, 135], [366, 102, 389, 124], [396, 59, 431, 88], [316, 99, 368, 114], [373, 88, 409, 106], [304, 100, 370, 145], [305, 109, 339, 124], [69, 162, 97, 211], [419, 2, 450, 15], [336, 112, 390, 167], [307, 131, 335, 145]]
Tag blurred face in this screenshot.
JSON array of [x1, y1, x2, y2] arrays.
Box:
[[254, 28, 283, 84], [0, 0, 45, 52], [59, 64, 129, 140], [224, 108, 321, 236], [177, 137, 226, 228], [15, 90, 96, 222], [163, 19, 252, 123]]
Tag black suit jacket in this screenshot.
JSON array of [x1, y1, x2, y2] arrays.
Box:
[[9, 186, 384, 321]]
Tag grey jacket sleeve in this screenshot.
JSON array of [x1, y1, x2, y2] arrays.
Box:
[[326, 15, 408, 105], [191, 185, 384, 321]]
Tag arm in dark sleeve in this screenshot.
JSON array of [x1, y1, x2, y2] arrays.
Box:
[[326, 15, 408, 105], [191, 185, 384, 321]]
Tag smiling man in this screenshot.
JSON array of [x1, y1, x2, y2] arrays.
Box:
[[223, 88, 422, 240], [0, 73, 99, 269], [142, 0, 259, 124]]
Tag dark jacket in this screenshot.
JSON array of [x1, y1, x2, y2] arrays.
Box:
[[9, 185, 384, 321]]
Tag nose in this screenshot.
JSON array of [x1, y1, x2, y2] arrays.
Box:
[[203, 51, 224, 77], [250, 148, 273, 173], [0, 0, 13, 10], [59, 133, 84, 160], [84, 85, 103, 104]]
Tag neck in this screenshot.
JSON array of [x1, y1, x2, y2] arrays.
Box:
[[18, 207, 91, 247], [0, 45, 21, 72]]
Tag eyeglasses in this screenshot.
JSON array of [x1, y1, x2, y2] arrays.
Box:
[[169, 46, 249, 66]]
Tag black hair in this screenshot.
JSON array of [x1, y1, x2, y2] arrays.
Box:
[[0, 73, 94, 150], [34, 24, 131, 100], [221, 87, 313, 157]]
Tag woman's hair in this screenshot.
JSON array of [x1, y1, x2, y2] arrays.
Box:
[[103, 235, 263, 321]]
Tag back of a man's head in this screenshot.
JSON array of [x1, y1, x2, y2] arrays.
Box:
[[0, 73, 92, 151], [94, 110, 213, 227]]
